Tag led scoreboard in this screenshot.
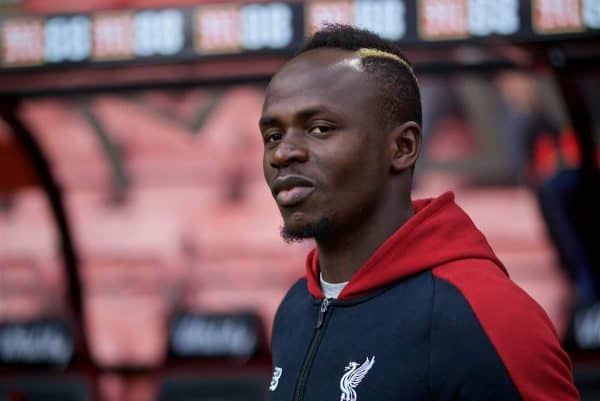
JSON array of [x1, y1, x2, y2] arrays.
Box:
[[0, 2, 305, 68], [0, 0, 598, 70]]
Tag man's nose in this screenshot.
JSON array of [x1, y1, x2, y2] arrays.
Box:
[[270, 134, 308, 168]]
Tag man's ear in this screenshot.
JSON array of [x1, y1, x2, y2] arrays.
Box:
[[388, 121, 421, 173]]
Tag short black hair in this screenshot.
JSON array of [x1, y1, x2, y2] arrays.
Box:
[[299, 24, 421, 128]]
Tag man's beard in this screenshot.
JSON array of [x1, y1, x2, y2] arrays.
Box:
[[281, 217, 331, 243]]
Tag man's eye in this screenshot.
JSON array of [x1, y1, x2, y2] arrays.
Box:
[[308, 125, 333, 135], [265, 132, 282, 144]]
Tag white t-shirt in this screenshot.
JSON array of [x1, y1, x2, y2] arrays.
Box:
[[320, 273, 349, 299]]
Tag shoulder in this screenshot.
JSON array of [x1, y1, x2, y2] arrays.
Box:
[[272, 278, 310, 330], [431, 259, 579, 401], [432, 259, 559, 348], [433, 259, 553, 331], [279, 278, 309, 309]]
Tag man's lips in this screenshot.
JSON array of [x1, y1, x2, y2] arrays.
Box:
[[276, 187, 315, 206], [271, 175, 315, 207]]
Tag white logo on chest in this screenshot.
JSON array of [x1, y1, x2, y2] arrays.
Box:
[[339, 356, 375, 401], [269, 366, 282, 391]]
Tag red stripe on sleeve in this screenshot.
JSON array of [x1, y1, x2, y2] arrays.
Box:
[[433, 261, 580, 401]]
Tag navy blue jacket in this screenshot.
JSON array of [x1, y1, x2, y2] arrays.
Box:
[[268, 193, 579, 401]]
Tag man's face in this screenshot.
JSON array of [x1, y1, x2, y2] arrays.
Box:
[[260, 49, 391, 241]]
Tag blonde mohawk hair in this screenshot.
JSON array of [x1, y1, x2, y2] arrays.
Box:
[[356, 48, 419, 84]]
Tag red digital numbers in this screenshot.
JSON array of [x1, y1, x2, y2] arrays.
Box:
[[195, 5, 242, 53], [419, 0, 469, 40], [306, 1, 354, 36], [1, 19, 44, 66], [93, 13, 135, 60], [533, 0, 583, 33]]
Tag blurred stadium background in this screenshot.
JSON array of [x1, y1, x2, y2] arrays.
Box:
[[0, 0, 599, 400]]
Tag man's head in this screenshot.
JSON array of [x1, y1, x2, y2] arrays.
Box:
[[260, 24, 422, 242]]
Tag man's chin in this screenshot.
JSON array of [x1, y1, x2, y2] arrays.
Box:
[[281, 226, 314, 243], [281, 217, 331, 243]]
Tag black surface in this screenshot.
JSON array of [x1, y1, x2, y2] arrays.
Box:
[[158, 376, 268, 401]]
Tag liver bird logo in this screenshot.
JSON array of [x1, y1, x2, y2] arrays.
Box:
[[339, 356, 375, 401]]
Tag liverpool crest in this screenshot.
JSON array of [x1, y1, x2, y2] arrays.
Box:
[[339, 356, 375, 401]]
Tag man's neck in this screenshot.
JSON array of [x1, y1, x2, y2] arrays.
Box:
[[317, 201, 414, 283]]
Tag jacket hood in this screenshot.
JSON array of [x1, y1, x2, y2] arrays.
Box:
[[305, 192, 507, 300]]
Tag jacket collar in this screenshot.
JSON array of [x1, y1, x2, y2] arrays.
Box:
[[305, 192, 506, 300]]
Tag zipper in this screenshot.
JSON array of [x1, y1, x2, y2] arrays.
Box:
[[316, 297, 330, 328], [293, 298, 332, 401]]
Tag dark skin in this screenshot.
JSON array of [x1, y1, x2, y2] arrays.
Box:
[[260, 48, 421, 283]]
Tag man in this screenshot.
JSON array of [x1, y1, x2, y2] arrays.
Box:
[[260, 25, 579, 401]]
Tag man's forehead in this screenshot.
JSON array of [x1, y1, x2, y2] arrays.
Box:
[[270, 49, 363, 86], [284, 47, 361, 67], [264, 48, 372, 109]]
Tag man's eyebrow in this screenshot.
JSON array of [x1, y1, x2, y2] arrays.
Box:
[[260, 105, 340, 129], [296, 107, 328, 120], [259, 116, 279, 128]]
